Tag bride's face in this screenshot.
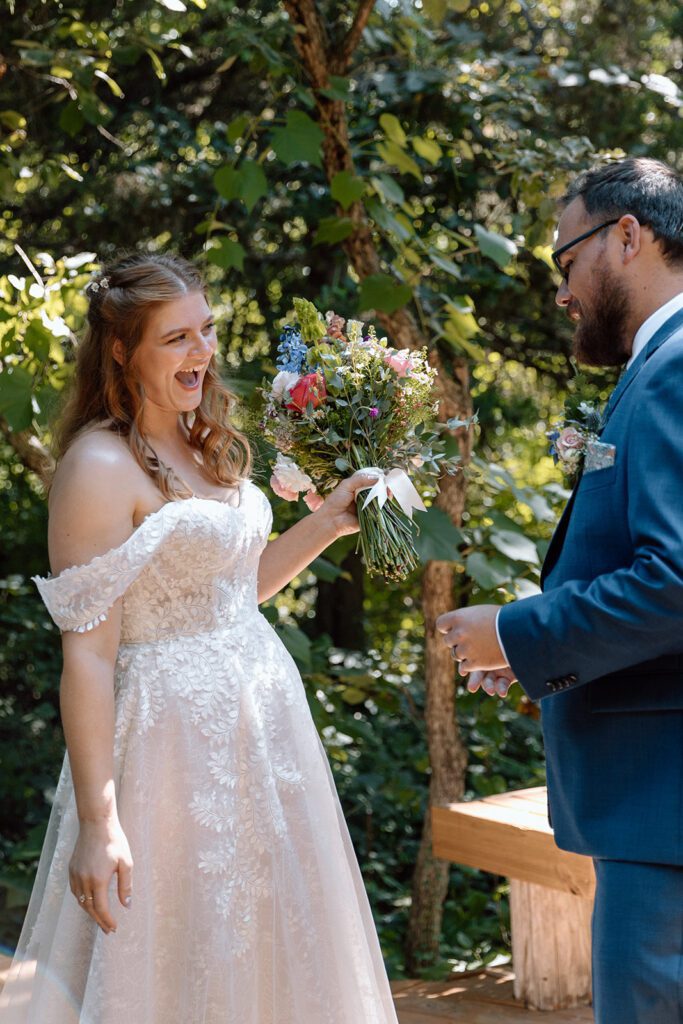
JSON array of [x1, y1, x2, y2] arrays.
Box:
[[129, 291, 218, 413]]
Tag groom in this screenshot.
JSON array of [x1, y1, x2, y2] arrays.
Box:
[[437, 157, 683, 1024]]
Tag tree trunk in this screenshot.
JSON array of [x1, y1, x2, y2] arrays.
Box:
[[315, 549, 365, 648], [282, 0, 473, 972]]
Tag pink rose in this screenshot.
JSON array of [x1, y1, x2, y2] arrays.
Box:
[[556, 427, 585, 457], [383, 350, 413, 377], [270, 473, 299, 502], [303, 491, 324, 512]]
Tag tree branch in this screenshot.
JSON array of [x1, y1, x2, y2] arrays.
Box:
[[1, 419, 54, 489], [333, 0, 376, 74]]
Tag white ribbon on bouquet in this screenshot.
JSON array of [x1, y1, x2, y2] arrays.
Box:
[[358, 467, 427, 519]]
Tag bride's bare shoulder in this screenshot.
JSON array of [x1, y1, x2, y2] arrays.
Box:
[[48, 427, 142, 575]]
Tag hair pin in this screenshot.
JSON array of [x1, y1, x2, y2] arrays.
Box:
[[89, 276, 110, 293]]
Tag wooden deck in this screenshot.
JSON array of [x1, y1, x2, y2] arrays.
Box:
[[391, 971, 594, 1022], [1, 954, 593, 1021]]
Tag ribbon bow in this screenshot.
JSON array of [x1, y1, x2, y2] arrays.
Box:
[[359, 467, 427, 519]]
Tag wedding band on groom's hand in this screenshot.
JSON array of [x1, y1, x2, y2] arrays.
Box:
[[450, 646, 460, 662]]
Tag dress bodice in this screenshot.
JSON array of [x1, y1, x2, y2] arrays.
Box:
[[32, 480, 273, 643]]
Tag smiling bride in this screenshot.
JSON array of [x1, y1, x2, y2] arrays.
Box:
[[0, 253, 398, 1024]]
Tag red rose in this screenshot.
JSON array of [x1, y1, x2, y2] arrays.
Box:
[[286, 372, 327, 412]]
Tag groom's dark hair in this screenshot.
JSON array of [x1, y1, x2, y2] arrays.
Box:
[[562, 157, 683, 267]]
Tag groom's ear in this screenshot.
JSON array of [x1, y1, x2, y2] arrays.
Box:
[[617, 214, 643, 266]]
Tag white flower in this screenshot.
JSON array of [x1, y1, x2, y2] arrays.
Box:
[[271, 370, 301, 402], [346, 319, 364, 343], [273, 453, 314, 494]]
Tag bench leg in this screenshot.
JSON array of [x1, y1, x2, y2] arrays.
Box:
[[509, 878, 593, 1011]]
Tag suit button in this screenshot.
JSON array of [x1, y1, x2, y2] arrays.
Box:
[[546, 680, 554, 690], [568, 674, 577, 683]]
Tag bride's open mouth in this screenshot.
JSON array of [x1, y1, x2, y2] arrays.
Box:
[[175, 364, 206, 390]]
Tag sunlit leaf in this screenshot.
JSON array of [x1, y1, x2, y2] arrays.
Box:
[[474, 224, 518, 268], [379, 113, 408, 148], [412, 136, 443, 164], [376, 141, 422, 180], [490, 529, 539, 564]]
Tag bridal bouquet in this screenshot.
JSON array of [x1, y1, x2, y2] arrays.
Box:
[[260, 298, 468, 581]]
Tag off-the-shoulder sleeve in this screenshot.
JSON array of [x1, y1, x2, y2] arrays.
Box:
[[31, 512, 171, 633]]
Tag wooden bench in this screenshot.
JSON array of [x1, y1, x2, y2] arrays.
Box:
[[432, 786, 595, 1012]]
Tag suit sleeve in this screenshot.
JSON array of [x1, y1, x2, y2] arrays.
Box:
[[499, 351, 683, 701]]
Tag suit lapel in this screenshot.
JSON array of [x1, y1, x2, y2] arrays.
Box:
[[542, 305, 683, 587]]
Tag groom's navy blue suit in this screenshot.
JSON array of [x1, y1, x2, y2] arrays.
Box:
[[499, 303, 683, 1022]]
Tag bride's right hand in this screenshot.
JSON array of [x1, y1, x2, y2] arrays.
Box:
[[69, 818, 134, 934]]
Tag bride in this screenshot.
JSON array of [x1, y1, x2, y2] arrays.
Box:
[[0, 253, 399, 1023]]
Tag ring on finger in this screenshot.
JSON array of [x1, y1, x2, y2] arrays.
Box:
[[450, 646, 461, 662]]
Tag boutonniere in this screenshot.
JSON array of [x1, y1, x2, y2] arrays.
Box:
[[547, 400, 602, 485]]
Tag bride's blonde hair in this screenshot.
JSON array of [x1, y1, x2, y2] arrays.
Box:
[[54, 252, 251, 499]]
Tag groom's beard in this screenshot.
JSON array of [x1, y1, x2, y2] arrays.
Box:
[[571, 268, 633, 368]]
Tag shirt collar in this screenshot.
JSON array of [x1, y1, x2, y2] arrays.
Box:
[[627, 291, 683, 369]]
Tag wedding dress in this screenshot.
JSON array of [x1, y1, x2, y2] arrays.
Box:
[[0, 480, 398, 1023]]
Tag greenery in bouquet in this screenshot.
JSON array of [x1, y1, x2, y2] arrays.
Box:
[[260, 298, 471, 581]]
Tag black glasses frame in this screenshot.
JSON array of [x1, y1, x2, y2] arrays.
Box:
[[551, 218, 620, 279]]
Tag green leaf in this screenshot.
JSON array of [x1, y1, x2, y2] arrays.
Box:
[[271, 110, 324, 168], [0, 366, 33, 432], [23, 319, 53, 361], [146, 47, 166, 82], [423, 0, 448, 23], [0, 111, 27, 130], [489, 529, 539, 564], [474, 224, 518, 268], [239, 160, 268, 212], [412, 136, 443, 164], [93, 69, 124, 98], [214, 165, 242, 201], [206, 237, 246, 272], [371, 174, 405, 206], [376, 140, 422, 180], [59, 101, 85, 137], [276, 623, 312, 672], [413, 507, 463, 562], [330, 170, 365, 210], [358, 273, 412, 314], [309, 557, 349, 583], [313, 216, 354, 245], [379, 113, 408, 147], [227, 114, 249, 143], [466, 552, 510, 589], [319, 77, 351, 102]]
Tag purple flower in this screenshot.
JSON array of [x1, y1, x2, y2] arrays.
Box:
[[369, 407, 379, 418]]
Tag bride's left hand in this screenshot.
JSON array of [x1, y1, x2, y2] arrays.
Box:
[[312, 471, 382, 538]]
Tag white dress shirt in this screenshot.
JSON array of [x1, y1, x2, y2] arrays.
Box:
[[494, 290, 683, 668]]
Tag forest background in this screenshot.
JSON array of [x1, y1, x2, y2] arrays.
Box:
[[1, 0, 681, 978]]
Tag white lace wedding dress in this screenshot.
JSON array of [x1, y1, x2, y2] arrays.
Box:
[[0, 480, 398, 1024]]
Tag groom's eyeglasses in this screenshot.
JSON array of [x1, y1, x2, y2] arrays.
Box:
[[551, 219, 620, 281]]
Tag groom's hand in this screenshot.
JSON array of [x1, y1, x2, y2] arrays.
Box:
[[466, 666, 517, 698], [435, 605, 507, 674]]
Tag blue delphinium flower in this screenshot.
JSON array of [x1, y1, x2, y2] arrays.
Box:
[[276, 326, 308, 373]]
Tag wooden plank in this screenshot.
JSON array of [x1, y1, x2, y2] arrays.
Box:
[[431, 789, 595, 898], [391, 971, 594, 1023]]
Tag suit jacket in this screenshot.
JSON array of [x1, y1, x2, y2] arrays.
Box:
[[499, 307, 683, 864]]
